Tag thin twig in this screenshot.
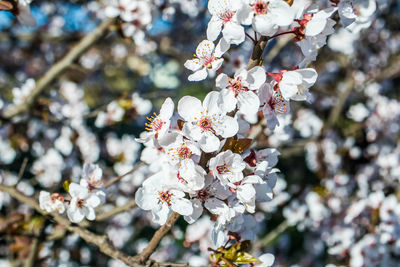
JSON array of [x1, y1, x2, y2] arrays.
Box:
[[1, 17, 116, 119], [23, 220, 45, 267], [136, 212, 181, 263], [253, 220, 290, 251], [16, 158, 28, 184], [104, 162, 146, 188], [0, 184, 190, 267], [96, 198, 137, 222]]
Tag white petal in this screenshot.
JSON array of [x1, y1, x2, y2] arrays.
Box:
[[105, 6, 120, 18], [184, 59, 202, 72], [152, 204, 171, 225], [172, 198, 193, 216], [207, 17, 223, 41], [86, 207, 96, 221], [86, 194, 101, 208], [215, 38, 230, 58], [247, 66, 266, 89], [67, 206, 85, 223], [199, 133, 220, 153], [178, 96, 202, 122], [188, 68, 208, 81], [218, 116, 239, 138], [211, 58, 224, 71], [196, 40, 215, 59], [237, 4, 253, 25], [237, 91, 260, 118], [268, 0, 294, 26], [220, 89, 237, 113], [160, 97, 174, 120], [222, 21, 245, 45], [237, 184, 256, 202], [215, 73, 230, 89], [253, 14, 277, 36], [69, 183, 87, 198], [203, 91, 221, 115], [184, 199, 203, 224], [135, 188, 158, 211]]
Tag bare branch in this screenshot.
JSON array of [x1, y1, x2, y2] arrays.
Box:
[[0, 184, 189, 267], [2, 17, 116, 119], [96, 198, 137, 222], [136, 212, 181, 263], [104, 162, 146, 188], [16, 157, 28, 184]]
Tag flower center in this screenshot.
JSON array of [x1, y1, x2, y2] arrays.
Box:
[[229, 78, 247, 96], [145, 112, 164, 132], [273, 93, 289, 114], [220, 10, 235, 24], [198, 117, 213, 132], [77, 199, 85, 208], [177, 145, 192, 159], [203, 56, 215, 69], [51, 193, 64, 203], [216, 164, 230, 174], [88, 177, 103, 191], [197, 189, 209, 202], [158, 190, 172, 206], [253, 1, 269, 15]]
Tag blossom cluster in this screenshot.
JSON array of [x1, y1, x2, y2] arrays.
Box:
[[39, 163, 106, 223], [0, 0, 393, 266]]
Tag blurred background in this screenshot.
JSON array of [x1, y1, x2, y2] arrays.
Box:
[[0, 0, 400, 266]]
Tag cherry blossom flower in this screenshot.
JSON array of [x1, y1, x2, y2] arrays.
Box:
[[95, 101, 125, 128], [136, 97, 174, 143], [161, 131, 201, 165], [237, 0, 295, 36], [67, 183, 102, 223], [178, 91, 238, 152], [207, 0, 245, 45], [271, 68, 318, 101], [294, 7, 337, 66], [80, 163, 106, 204], [216, 66, 265, 119], [184, 40, 224, 81], [105, 0, 149, 23], [338, 0, 376, 33], [259, 82, 290, 130], [185, 174, 232, 224], [209, 150, 246, 187], [39, 191, 65, 214], [135, 174, 193, 225]]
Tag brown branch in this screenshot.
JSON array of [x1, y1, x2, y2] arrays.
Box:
[[136, 211, 181, 263], [104, 162, 146, 188], [246, 36, 270, 70], [23, 220, 44, 267], [96, 198, 137, 222], [16, 157, 28, 184], [1, 17, 116, 119], [0, 184, 190, 267]]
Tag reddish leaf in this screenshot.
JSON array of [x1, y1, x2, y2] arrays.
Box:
[[0, 1, 13, 11]]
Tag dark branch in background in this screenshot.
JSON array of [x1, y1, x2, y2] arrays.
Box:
[[1, 17, 116, 119], [0, 184, 191, 267]]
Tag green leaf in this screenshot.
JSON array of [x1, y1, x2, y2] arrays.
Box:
[[63, 180, 72, 193], [233, 252, 258, 264]]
